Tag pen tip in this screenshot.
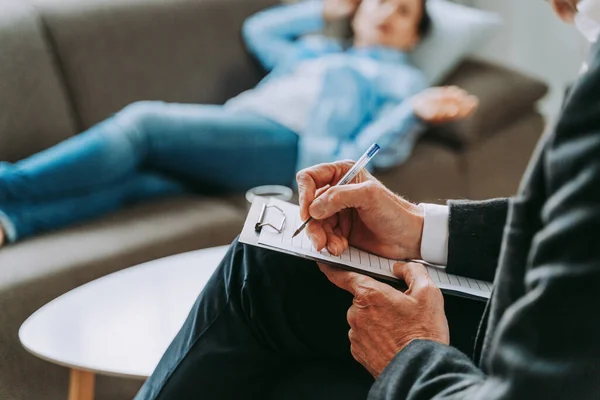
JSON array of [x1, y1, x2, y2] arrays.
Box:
[[292, 230, 300, 238]]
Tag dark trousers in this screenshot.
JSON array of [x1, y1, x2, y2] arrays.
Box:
[[134, 239, 486, 400]]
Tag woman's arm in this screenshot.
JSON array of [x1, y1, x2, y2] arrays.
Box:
[[242, 0, 325, 71], [294, 99, 425, 181], [297, 82, 481, 171], [339, 85, 479, 167]]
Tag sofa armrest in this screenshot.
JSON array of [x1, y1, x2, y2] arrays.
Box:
[[426, 59, 549, 149], [32, 0, 279, 129]]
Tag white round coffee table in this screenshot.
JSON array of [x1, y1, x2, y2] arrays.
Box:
[[19, 245, 229, 400]]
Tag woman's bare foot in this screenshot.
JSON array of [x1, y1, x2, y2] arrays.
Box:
[[411, 85, 479, 124]]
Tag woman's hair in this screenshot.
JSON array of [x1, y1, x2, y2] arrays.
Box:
[[327, 0, 433, 43], [418, 0, 432, 38]]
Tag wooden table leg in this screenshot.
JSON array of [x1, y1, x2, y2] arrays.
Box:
[[68, 369, 95, 400]]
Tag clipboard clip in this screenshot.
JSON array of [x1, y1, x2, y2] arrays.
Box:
[[255, 203, 286, 233]]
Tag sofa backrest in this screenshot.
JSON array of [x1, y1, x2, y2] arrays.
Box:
[[0, 0, 77, 162], [31, 0, 279, 130]]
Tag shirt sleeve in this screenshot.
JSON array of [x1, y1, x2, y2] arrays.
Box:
[[446, 199, 508, 282], [340, 68, 428, 170], [242, 0, 325, 71], [294, 100, 425, 172], [419, 203, 449, 266]]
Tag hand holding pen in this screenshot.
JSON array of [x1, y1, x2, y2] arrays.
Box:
[[295, 143, 425, 260], [293, 143, 380, 238]]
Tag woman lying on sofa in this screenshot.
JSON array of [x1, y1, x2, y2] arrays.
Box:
[[0, 0, 477, 246]]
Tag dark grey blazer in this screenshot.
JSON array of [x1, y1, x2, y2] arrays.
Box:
[[369, 42, 600, 399]]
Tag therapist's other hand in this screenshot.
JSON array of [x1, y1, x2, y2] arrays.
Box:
[[412, 86, 479, 124], [296, 161, 424, 260], [318, 261, 449, 378]]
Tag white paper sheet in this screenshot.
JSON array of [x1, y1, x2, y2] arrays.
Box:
[[257, 199, 492, 300]]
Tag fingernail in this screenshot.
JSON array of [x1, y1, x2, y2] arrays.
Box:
[[334, 244, 342, 255], [329, 244, 337, 255], [311, 200, 326, 218], [310, 237, 318, 249]]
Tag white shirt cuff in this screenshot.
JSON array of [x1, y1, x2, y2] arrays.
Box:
[[419, 203, 449, 267]]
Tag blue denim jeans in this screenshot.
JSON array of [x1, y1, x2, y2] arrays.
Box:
[[0, 102, 298, 241]]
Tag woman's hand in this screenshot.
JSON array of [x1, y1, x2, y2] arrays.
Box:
[[411, 86, 479, 124], [323, 0, 362, 22], [296, 161, 424, 260]]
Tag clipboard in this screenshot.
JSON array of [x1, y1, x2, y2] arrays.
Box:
[[240, 197, 492, 301], [240, 197, 297, 254], [240, 197, 411, 286]]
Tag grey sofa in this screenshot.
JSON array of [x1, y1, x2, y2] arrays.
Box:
[[0, 0, 547, 398]]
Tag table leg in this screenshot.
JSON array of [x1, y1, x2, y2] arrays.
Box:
[[68, 369, 95, 400]]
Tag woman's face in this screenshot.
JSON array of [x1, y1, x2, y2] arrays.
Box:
[[352, 0, 423, 50]]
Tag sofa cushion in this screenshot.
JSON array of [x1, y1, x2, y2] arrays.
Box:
[[465, 112, 545, 199], [0, 1, 76, 162], [0, 196, 244, 292], [32, 0, 279, 129], [427, 58, 549, 149]]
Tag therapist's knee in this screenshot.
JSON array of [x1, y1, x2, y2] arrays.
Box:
[[228, 237, 321, 295], [224, 238, 299, 288]]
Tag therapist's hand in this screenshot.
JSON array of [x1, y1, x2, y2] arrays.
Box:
[[318, 261, 449, 378], [296, 161, 424, 260]]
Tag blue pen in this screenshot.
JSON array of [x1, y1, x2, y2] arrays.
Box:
[[292, 143, 381, 238]]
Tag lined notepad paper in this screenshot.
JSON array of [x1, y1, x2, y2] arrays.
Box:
[[258, 199, 492, 300]]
